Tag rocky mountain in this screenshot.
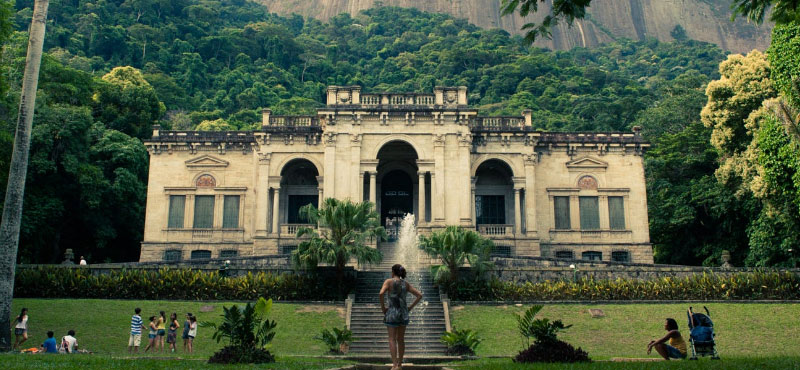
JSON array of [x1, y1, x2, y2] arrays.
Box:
[[256, 0, 772, 53]]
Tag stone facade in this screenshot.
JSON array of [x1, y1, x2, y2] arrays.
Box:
[[141, 86, 653, 263]]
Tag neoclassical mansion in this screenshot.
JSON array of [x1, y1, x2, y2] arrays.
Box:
[[141, 86, 653, 263]]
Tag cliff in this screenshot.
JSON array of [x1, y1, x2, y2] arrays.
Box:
[[255, 0, 772, 53]]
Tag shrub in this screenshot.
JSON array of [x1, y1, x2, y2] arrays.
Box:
[[513, 305, 590, 363], [315, 326, 354, 354], [440, 328, 481, 356], [514, 340, 590, 363], [208, 346, 275, 364], [14, 267, 353, 300], [448, 271, 800, 301], [202, 297, 277, 364]]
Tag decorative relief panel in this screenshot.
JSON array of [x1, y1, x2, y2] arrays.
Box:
[[578, 176, 598, 190], [196, 175, 216, 188]]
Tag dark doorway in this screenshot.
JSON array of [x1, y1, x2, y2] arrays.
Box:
[[380, 170, 413, 226]]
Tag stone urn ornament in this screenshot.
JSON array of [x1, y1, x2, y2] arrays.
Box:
[[721, 250, 733, 269]]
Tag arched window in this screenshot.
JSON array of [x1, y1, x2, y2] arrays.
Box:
[[612, 251, 630, 263], [163, 249, 182, 261], [555, 250, 574, 259], [582, 251, 602, 261], [190, 250, 212, 260]]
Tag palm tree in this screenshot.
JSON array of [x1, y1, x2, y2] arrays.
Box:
[[419, 226, 494, 287], [291, 198, 386, 289], [0, 0, 48, 351]]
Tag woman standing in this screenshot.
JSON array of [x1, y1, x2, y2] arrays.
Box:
[[379, 264, 423, 370], [166, 313, 179, 353], [187, 316, 198, 353], [156, 311, 166, 352], [12, 308, 28, 350], [144, 316, 158, 353]]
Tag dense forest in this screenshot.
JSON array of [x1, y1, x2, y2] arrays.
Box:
[[0, 0, 797, 267]]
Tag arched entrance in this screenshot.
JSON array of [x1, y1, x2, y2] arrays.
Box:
[[474, 159, 514, 229], [280, 159, 319, 224], [375, 141, 418, 231]]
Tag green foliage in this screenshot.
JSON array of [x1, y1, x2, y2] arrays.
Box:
[[440, 328, 482, 356], [292, 198, 385, 278], [315, 326, 354, 354], [419, 226, 493, 286], [13, 267, 353, 301], [450, 271, 800, 301], [768, 22, 800, 108], [202, 297, 277, 349], [516, 305, 571, 348], [731, 0, 800, 24]]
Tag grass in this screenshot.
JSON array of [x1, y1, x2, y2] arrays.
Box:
[[0, 355, 354, 369], [446, 357, 800, 369], [449, 303, 800, 359], [10, 298, 344, 358]]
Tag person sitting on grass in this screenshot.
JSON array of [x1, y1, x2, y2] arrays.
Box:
[[41, 331, 58, 354], [61, 330, 78, 353], [647, 318, 687, 360]]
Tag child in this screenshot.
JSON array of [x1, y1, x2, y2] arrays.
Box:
[[144, 316, 158, 353], [182, 313, 192, 352], [128, 308, 146, 354], [12, 308, 28, 350], [167, 313, 179, 353], [41, 331, 58, 354], [187, 316, 197, 353]]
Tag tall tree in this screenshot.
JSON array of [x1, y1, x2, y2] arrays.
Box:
[[0, 0, 48, 351]]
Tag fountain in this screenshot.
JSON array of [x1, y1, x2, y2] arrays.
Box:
[[393, 213, 433, 354]]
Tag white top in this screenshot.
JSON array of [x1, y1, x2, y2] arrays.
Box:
[[15, 315, 27, 330], [62, 335, 77, 353], [79, 259, 87, 265], [188, 322, 197, 337]]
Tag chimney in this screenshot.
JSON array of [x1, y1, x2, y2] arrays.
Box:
[[262, 109, 272, 127], [522, 109, 532, 126]]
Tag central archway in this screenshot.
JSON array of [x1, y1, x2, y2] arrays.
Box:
[[375, 140, 418, 231]]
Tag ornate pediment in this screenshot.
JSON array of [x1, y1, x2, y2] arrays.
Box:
[[185, 155, 229, 168], [566, 156, 608, 170]]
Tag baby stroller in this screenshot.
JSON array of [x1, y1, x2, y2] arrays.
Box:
[[687, 306, 720, 360]]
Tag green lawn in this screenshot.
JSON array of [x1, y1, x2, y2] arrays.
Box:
[[446, 357, 800, 369], [0, 355, 354, 369], [10, 299, 344, 358], [449, 303, 800, 359]]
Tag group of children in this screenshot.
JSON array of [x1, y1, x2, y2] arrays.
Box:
[[129, 308, 197, 354], [11, 308, 80, 353]]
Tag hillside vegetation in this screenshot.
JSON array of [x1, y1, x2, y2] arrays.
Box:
[[0, 1, 797, 268]]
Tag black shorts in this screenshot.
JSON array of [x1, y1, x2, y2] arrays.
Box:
[[14, 328, 26, 336]]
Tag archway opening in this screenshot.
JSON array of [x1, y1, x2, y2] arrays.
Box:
[[280, 159, 319, 224], [474, 159, 514, 227], [376, 141, 418, 230]]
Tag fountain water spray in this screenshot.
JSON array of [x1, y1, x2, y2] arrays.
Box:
[[393, 213, 433, 353]]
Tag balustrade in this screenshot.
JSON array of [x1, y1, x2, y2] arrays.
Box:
[[477, 224, 514, 236]]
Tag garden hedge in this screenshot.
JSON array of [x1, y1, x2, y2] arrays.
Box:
[[449, 271, 800, 301], [14, 267, 353, 301]]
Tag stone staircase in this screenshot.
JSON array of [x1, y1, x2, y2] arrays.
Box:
[[348, 270, 448, 356]]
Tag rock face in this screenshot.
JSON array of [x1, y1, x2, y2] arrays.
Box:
[[256, 0, 772, 53]]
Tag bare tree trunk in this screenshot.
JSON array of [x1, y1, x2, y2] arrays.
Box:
[[0, 0, 48, 352]]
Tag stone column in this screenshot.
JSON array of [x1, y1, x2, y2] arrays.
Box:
[[418, 172, 426, 224], [514, 188, 522, 235], [317, 176, 325, 209], [368, 171, 376, 205], [470, 177, 477, 227], [271, 187, 281, 235], [255, 155, 270, 237]]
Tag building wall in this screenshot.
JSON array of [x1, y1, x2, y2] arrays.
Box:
[[142, 86, 653, 264]]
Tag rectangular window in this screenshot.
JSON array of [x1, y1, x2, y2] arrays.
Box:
[[191, 250, 212, 259], [476, 195, 506, 225], [553, 196, 571, 229], [163, 250, 182, 261], [555, 250, 574, 259], [608, 196, 626, 230], [167, 195, 185, 228], [193, 195, 215, 228], [219, 250, 239, 258], [579, 196, 600, 230], [582, 251, 602, 261], [612, 251, 630, 263], [222, 195, 240, 229]]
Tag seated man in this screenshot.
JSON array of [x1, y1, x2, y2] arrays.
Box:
[[61, 330, 78, 353], [647, 318, 687, 360], [41, 331, 58, 354]]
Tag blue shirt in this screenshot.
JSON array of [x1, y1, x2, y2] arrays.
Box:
[[131, 314, 143, 335], [43, 337, 57, 353]]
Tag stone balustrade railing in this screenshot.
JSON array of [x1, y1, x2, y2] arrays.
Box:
[[477, 224, 514, 236], [280, 224, 315, 236], [360, 94, 436, 106], [268, 115, 319, 126]]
